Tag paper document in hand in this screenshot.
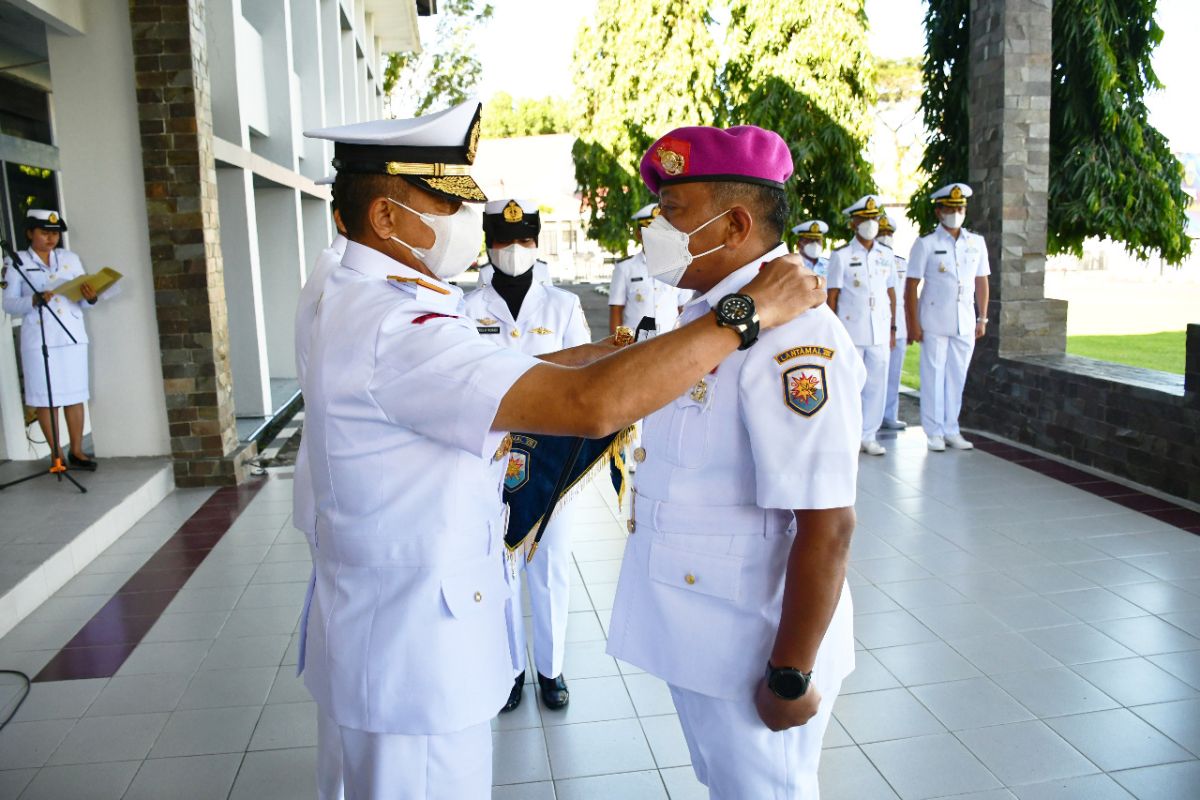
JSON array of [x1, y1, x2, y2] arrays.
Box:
[[54, 267, 123, 302]]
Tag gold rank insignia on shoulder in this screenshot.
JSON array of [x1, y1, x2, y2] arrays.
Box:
[[531, 327, 553, 335], [493, 433, 513, 462], [387, 275, 452, 295], [690, 379, 708, 403], [502, 201, 524, 223]]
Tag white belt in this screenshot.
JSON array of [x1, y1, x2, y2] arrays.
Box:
[[632, 492, 792, 537]]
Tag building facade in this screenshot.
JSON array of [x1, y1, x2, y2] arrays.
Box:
[[0, 0, 423, 485]]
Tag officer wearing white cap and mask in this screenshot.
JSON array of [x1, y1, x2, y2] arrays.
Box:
[[608, 203, 692, 337], [877, 213, 909, 431], [476, 202, 553, 288], [905, 183, 990, 451], [299, 99, 829, 799], [791, 219, 829, 279], [463, 198, 590, 713], [825, 195, 897, 456]]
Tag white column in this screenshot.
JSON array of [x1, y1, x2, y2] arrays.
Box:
[[254, 186, 306, 381], [42, 0, 170, 458]]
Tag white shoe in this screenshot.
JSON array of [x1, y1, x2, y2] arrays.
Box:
[[861, 440, 886, 456], [946, 434, 974, 450], [880, 418, 908, 431], [927, 436, 946, 452]]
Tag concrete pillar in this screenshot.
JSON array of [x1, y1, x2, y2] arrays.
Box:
[[215, 167, 272, 415], [129, 0, 253, 486], [44, 0, 172, 459], [301, 195, 333, 279], [254, 186, 306, 381], [967, 0, 1066, 358], [242, 0, 299, 168]]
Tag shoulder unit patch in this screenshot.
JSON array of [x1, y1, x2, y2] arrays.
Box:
[[782, 364, 828, 417]]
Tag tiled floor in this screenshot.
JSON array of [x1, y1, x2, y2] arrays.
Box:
[[1, 428, 1199, 799]]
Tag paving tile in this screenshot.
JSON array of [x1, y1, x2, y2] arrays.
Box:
[[942, 572, 1035, 602], [1091, 615, 1200, 656], [148, 706, 261, 758], [957, 720, 1097, 786], [1048, 588, 1149, 623], [855, 610, 939, 649], [979, 595, 1079, 631], [817, 744, 899, 799], [123, 753, 243, 800], [910, 603, 1010, 640], [849, 584, 902, 615], [911, 678, 1035, 731], [47, 713, 168, 765], [1011, 773, 1137, 799], [141, 611, 230, 644], [555, 769, 668, 799], [1110, 759, 1200, 800], [178, 666, 276, 709], [873, 641, 984, 686], [544, 718, 655, 780], [1066, 558, 1157, 587], [1110, 582, 1200, 615], [248, 701, 316, 750], [0, 768, 36, 799], [16, 760, 139, 800], [852, 557, 934, 584], [9, 679, 106, 723], [1022, 624, 1136, 665], [1148, 650, 1200, 689], [564, 612, 606, 644], [991, 667, 1119, 718], [833, 688, 945, 744], [1045, 708, 1193, 771], [823, 716, 854, 749], [85, 672, 190, 716], [1071, 657, 1198, 707], [0, 719, 75, 770], [228, 747, 316, 800], [840, 650, 902, 694], [640, 714, 690, 768], [863, 733, 1002, 799], [948, 632, 1061, 675], [114, 640, 211, 677], [623, 673, 677, 718], [492, 782, 556, 800], [1130, 698, 1200, 755], [560, 639, 620, 680], [198, 634, 289, 671], [541, 676, 634, 727], [878, 578, 971, 610], [492, 726, 552, 785]]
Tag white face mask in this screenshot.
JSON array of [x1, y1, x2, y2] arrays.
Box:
[[802, 241, 823, 259], [489, 243, 537, 277], [941, 211, 966, 231], [387, 198, 482, 280], [877, 235, 894, 249], [856, 219, 879, 241], [640, 209, 730, 287]]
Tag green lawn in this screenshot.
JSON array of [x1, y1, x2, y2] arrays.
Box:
[[897, 330, 1185, 392]]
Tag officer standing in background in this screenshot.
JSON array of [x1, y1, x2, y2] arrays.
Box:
[[791, 219, 829, 278], [905, 183, 990, 452], [299, 99, 828, 799], [476, 210, 554, 290], [608, 123, 863, 800], [463, 197, 590, 713], [825, 195, 896, 456], [878, 212, 908, 431], [608, 203, 691, 336]]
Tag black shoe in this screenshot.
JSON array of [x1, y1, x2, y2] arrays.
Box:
[[499, 671, 524, 713], [68, 453, 98, 471], [538, 672, 569, 710]]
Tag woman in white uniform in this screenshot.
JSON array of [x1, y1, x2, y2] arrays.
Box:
[[2, 209, 100, 469], [463, 198, 591, 713]]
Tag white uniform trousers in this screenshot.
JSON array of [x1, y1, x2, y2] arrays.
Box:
[[883, 337, 908, 423], [856, 344, 889, 442], [318, 710, 490, 800], [919, 332, 975, 438], [505, 501, 575, 678], [668, 679, 842, 800]]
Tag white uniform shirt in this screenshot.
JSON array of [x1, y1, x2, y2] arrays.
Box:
[[463, 280, 591, 356], [292, 234, 348, 540], [907, 226, 990, 337], [825, 239, 896, 347], [302, 241, 540, 735], [801, 254, 829, 279], [608, 251, 691, 333], [478, 259, 553, 288], [2, 248, 92, 349], [607, 245, 865, 700], [893, 254, 908, 340]]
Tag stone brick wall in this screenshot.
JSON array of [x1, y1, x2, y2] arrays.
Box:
[[129, 0, 253, 486]]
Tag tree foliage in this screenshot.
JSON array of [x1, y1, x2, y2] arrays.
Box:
[[383, 0, 494, 117], [570, 0, 720, 255], [481, 93, 572, 138], [912, 0, 1191, 263]]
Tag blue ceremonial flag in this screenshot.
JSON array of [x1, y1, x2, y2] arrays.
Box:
[[502, 428, 633, 555]]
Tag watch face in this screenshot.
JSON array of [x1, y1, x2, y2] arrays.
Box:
[[718, 294, 753, 323], [770, 669, 807, 699]]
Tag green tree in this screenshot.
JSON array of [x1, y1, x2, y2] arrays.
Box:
[[383, 0, 494, 117], [720, 0, 878, 242], [570, 0, 720, 255], [481, 93, 572, 138], [911, 0, 1191, 263]]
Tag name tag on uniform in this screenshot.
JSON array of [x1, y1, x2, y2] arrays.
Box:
[[477, 326, 501, 335], [631, 276, 643, 282], [934, 250, 947, 255], [850, 260, 862, 267]]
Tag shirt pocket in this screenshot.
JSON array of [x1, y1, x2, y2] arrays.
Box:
[[440, 559, 507, 620], [649, 541, 743, 603], [666, 389, 713, 468]]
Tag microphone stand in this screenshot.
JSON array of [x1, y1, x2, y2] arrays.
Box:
[[0, 239, 87, 493]]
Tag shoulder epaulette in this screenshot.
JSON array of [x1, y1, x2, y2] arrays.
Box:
[[387, 275, 451, 295]]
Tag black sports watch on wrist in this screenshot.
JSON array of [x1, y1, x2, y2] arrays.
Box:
[[713, 292, 760, 350], [765, 661, 812, 701]]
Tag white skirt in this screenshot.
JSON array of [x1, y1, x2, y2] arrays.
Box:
[[21, 343, 90, 407]]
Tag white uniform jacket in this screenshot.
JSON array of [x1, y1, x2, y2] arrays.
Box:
[[478, 259, 553, 288], [463, 280, 591, 356], [293, 234, 348, 541], [302, 241, 540, 735], [907, 227, 990, 337], [607, 245, 865, 701], [826, 240, 896, 347], [893, 254, 908, 341], [608, 251, 690, 333], [2, 248, 93, 349]]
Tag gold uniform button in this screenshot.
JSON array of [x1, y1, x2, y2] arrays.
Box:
[[510, 330, 520, 338], [684, 573, 696, 585], [474, 591, 483, 603], [633, 447, 646, 463]]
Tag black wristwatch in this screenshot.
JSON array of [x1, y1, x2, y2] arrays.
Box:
[[765, 661, 812, 700], [714, 293, 760, 350]]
